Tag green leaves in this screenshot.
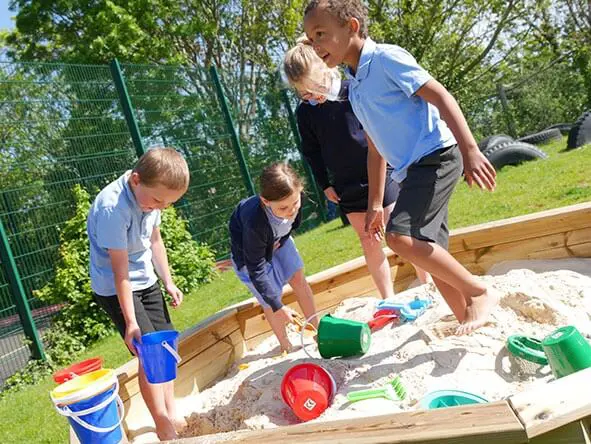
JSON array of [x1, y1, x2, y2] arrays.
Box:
[[160, 205, 217, 295]]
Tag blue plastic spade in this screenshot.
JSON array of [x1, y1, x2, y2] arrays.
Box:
[[376, 298, 432, 322]]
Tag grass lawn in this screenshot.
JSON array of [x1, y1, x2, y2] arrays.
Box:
[[1, 137, 590, 443]]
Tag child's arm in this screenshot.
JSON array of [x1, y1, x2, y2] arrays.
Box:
[[108, 249, 141, 354], [151, 226, 183, 308], [416, 79, 497, 191], [365, 133, 387, 241], [297, 107, 339, 203]]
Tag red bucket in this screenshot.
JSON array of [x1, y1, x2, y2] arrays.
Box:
[[53, 357, 103, 384], [281, 363, 336, 421]]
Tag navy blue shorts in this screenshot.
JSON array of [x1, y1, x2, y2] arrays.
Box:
[[337, 176, 399, 214]]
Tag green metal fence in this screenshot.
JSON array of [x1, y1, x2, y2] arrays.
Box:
[[0, 59, 325, 384]]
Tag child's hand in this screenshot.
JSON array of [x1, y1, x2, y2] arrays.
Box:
[[165, 283, 184, 308], [276, 306, 296, 325], [125, 323, 141, 355], [324, 186, 341, 204], [365, 207, 385, 241], [462, 149, 496, 191]]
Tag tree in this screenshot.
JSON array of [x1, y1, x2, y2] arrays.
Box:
[[6, 0, 304, 130]]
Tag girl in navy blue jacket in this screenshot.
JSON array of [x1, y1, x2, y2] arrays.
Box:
[[229, 163, 318, 352]]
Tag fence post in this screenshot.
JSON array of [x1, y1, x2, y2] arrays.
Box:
[[0, 219, 45, 360], [496, 83, 518, 138], [280, 89, 328, 222], [110, 59, 146, 158], [209, 65, 256, 196]]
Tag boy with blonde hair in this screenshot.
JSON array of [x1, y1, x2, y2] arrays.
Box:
[[88, 147, 189, 440]]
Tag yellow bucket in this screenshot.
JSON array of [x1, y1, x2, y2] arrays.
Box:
[[51, 369, 116, 405]]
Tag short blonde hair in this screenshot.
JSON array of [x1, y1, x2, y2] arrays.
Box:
[[283, 36, 338, 96], [133, 147, 190, 191]]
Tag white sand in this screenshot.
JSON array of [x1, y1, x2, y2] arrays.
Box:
[[179, 261, 591, 439]]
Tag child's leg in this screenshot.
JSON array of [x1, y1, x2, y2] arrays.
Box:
[[232, 260, 292, 350], [94, 288, 180, 439], [431, 275, 467, 322], [288, 268, 319, 329], [385, 146, 498, 333], [138, 284, 183, 437], [138, 366, 178, 440], [163, 380, 186, 431], [263, 306, 292, 351], [413, 264, 433, 284], [346, 209, 395, 300], [386, 233, 499, 331]]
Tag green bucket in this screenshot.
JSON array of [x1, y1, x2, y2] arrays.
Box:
[[317, 314, 371, 358], [541, 326, 591, 379]]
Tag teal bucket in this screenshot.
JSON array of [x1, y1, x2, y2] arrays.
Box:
[[317, 314, 371, 358]]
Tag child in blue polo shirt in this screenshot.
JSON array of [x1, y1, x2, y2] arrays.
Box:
[[88, 147, 189, 440], [302, 0, 501, 334], [283, 38, 432, 298]]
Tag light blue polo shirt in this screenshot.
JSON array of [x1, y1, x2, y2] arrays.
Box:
[[345, 38, 456, 182], [87, 171, 161, 296]]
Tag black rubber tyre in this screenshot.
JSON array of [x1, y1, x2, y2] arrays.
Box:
[[566, 111, 591, 150], [483, 141, 548, 170], [518, 128, 562, 145], [477, 134, 514, 152], [545, 123, 572, 135]]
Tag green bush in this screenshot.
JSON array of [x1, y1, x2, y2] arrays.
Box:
[[35, 185, 114, 350], [160, 206, 217, 295]]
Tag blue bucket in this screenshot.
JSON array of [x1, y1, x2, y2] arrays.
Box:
[[133, 330, 182, 384], [53, 381, 123, 444]]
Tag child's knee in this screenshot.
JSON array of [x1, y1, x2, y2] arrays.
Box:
[[288, 268, 306, 286], [386, 232, 412, 252], [358, 231, 378, 249]]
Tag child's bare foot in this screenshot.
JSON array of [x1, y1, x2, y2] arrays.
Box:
[[456, 288, 501, 335], [155, 416, 178, 441]]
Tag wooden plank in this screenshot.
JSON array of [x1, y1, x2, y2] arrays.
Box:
[[448, 202, 591, 254], [508, 367, 591, 438], [178, 401, 527, 443], [178, 314, 241, 363], [529, 420, 591, 444], [453, 228, 591, 267], [452, 232, 591, 276], [175, 329, 245, 397], [123, 389, 157, 442]]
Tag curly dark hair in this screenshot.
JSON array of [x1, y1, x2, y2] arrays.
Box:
[[304, 0, 368, 39]]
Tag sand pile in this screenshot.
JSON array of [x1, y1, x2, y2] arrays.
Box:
[[179, 267, 591, 438]]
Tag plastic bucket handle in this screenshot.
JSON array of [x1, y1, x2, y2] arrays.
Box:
[[53, 381, 124, 434], [162, 341, 182, 364]]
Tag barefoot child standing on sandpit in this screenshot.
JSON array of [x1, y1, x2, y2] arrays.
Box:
[[229, 163, 319, 352], [302, 0, 500, 334], [283, 37, 432, 298], [88, 148, 189, 440]]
